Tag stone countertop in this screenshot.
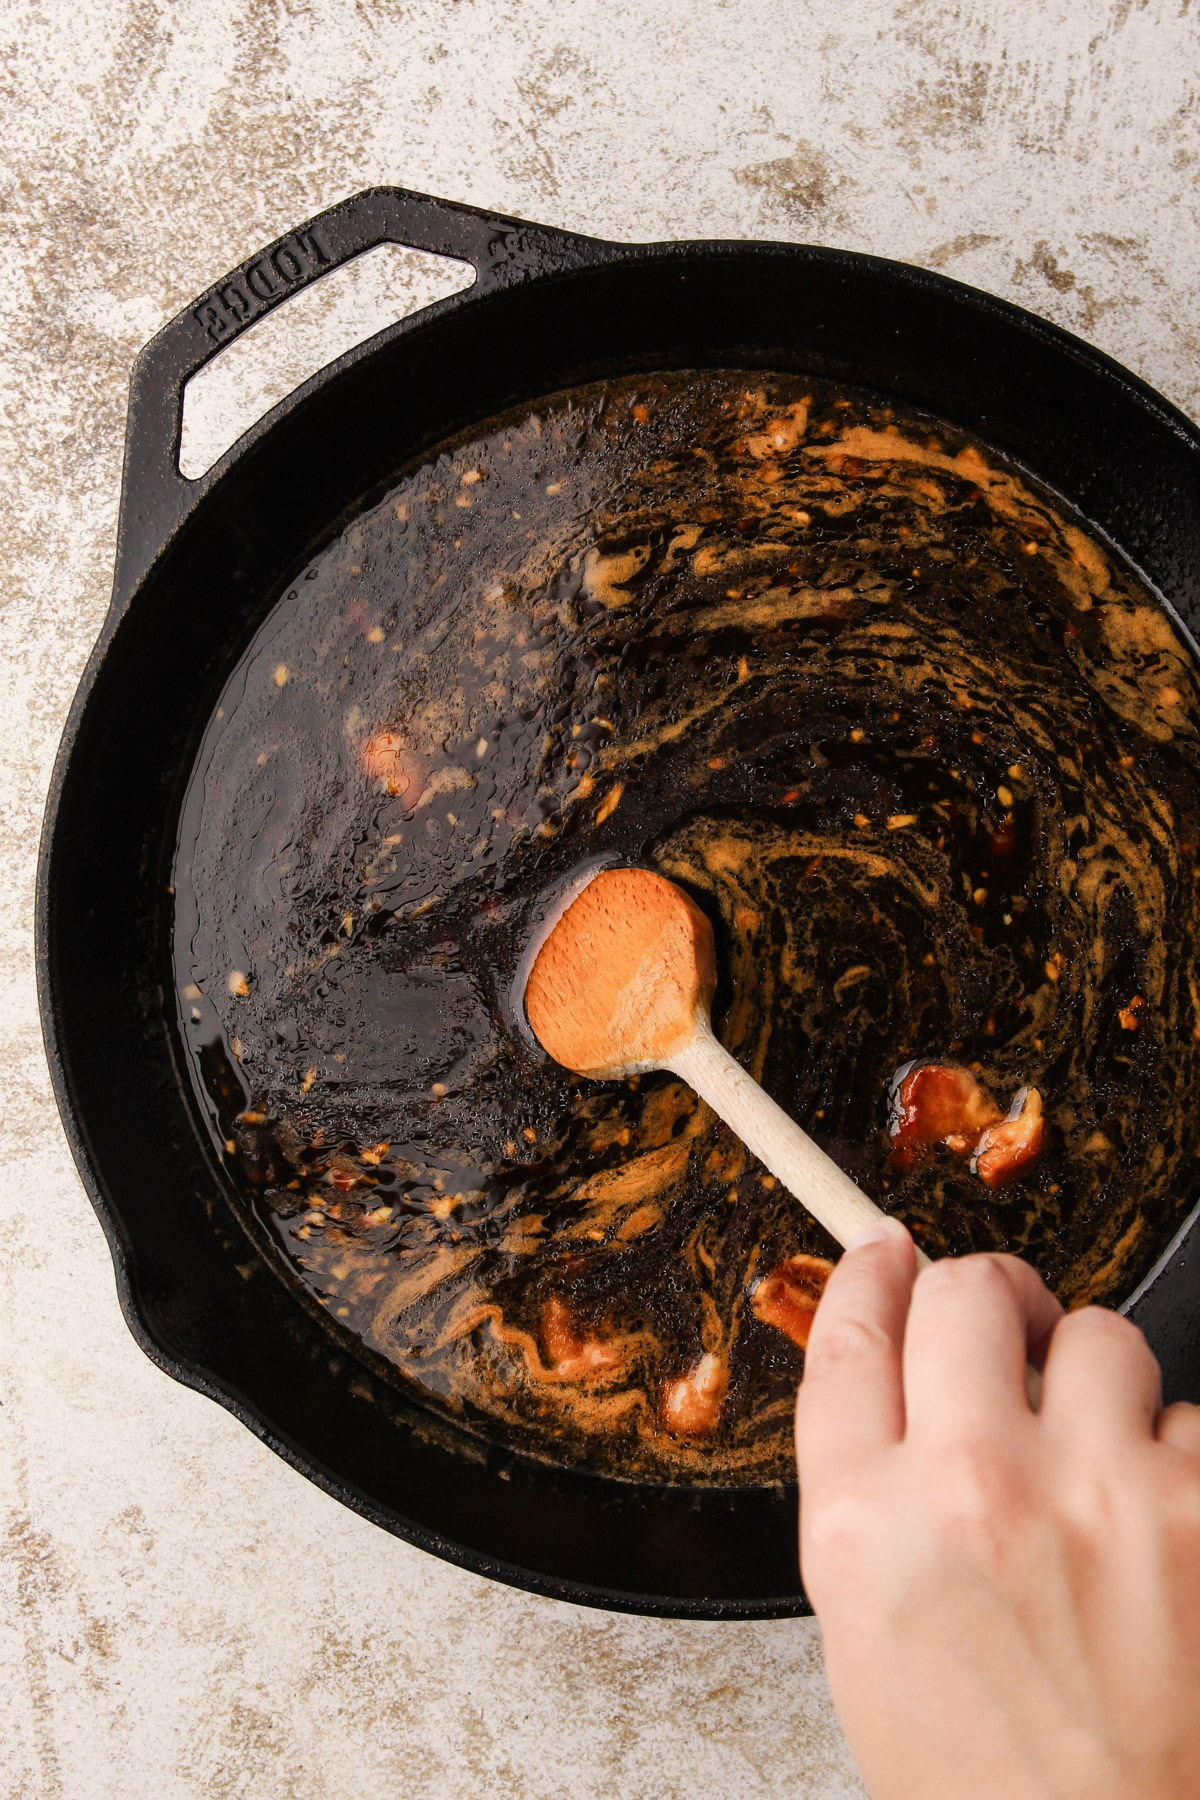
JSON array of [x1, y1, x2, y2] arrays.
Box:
[[2, 2, 1196, 1794]]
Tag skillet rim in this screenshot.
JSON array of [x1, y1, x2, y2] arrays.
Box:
[[36, 185, 1200, 1617]]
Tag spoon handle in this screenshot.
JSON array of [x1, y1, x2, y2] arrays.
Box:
[[668, 1015, 930, 1265], [666, 1019, 1049, 1402], [662, 1019, 1056, 1404]]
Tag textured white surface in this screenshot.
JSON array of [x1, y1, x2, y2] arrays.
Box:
[[3, 1, 1198, 1793]]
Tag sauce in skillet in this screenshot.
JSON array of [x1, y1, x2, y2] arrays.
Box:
[[172, 371, 1200, 1483]]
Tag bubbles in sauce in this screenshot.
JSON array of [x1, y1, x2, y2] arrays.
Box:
[[173, 370, 1200, 1484]]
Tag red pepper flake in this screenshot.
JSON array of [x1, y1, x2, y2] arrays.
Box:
[[989, 819, 1017, 867]]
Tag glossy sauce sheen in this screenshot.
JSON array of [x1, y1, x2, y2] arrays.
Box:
[[173, 371, 1200, 1484]]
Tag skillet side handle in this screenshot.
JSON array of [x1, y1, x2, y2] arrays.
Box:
[[112, 186, 597, 613]]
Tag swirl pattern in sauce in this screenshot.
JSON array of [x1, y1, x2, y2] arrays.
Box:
[[173, 371, 1200, 1483]]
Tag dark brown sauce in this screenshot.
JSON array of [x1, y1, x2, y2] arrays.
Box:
[[173, 370, 1200, 1484]]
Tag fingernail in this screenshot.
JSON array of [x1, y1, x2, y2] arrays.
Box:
[[848, 1217, 907, 1251]]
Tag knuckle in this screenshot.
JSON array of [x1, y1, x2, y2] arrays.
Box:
[[1057, 1467, 1120, 1538], [989, 1251, 1054, 1308], [805, 1312, 894, 1375], [925, 1441, 1021, 1561], [801, 1482, 881, 1580], [1056, 1455, 1200, 1550], [1159, 1400, 1200, 1451], [918, 1253, 1011, 1303], [1158, 1464, 1200, 1541], [1058, 1305, 1152, 1359]]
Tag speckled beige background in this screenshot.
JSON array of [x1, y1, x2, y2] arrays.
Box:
[[3, 2, 1198, 1794]]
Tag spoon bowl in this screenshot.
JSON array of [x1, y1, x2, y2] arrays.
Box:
[[523, 865, 905, 1256]]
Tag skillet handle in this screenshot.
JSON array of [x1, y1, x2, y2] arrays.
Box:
[[113, 186, 595, 610]]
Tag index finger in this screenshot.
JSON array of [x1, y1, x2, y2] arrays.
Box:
[[794, 1216, 915, 1490]]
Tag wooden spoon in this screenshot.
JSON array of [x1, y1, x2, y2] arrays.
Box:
[[522, 866, 1049, 1408], [522, 865, 928, 1264]]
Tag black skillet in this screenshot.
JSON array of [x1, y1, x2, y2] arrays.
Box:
[[36, 185, 1200, 1619]]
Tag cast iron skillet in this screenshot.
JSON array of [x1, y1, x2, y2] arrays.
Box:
[[37, 186, 1200, 1619]]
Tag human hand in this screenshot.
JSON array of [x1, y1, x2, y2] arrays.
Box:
[[794, 1219, 1200, 1800]]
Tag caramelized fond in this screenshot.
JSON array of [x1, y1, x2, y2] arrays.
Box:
[[173, 371, 1200, 1483]]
